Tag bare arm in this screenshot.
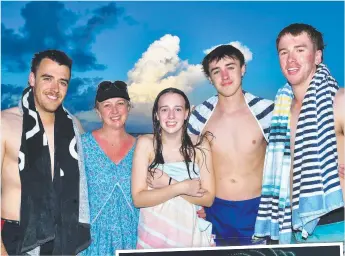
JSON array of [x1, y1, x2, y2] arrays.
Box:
[[131, 135, 204, 208], [334, 88, 344, 135], [334, 89, 344, 171], [1, 113, 9, 256], [334, 89, 345, 203]]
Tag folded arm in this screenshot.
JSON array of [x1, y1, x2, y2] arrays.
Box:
[[131, 135, 204, 208], [146, 137, 215, 207]]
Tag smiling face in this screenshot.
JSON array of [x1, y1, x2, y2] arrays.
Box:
[[278, 32, 322, 89], [96, 97, 129, 129], [208, 56, 245, 98], [156, 92, 189, 136], [29, 58, 70, 113]]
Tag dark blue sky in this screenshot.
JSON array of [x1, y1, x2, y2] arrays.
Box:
[[2, 1, 344, 132]]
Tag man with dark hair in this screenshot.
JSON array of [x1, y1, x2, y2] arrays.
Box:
[[30, 50, 73, 75], [187, 44, 274, 246], [255, 23, 344, 245], [1, 49, 91, 255]]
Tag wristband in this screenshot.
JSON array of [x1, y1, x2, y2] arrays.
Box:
[[169, 177, 172, 185]]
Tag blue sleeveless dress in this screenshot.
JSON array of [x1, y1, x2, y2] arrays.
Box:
[[80, 132, 139, 255]]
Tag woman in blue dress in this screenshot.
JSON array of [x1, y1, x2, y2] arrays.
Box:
[[80, 80, 139, 255]]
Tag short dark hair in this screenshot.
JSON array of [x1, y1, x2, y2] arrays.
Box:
[[30, 49, 72, 76], [276, 23, 325, 61], [202, 44, 245, 77]]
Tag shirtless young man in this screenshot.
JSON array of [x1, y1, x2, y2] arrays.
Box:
[[1, 50, 90, 255], [186, 45, 274, 246], [254, 23, 344, 244]]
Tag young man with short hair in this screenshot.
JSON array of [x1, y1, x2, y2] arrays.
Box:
[[188, 45, 274, 246], [255, 23, 344, 244], [1, 50, 90, 255]]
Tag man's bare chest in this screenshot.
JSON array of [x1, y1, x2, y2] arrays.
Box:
[[204, 111, 265, 154]]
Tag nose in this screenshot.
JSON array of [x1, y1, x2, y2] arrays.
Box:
[[220, 68, 229, 80], [111, 105, 119, 114], [287, 51, 296, 63], [168, 109, 175, 119], [50, 80, 59, 92]]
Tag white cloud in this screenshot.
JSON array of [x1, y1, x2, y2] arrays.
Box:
[[127, 34, 206, 104], [75, 37, 254, 132], [203, 41, 253, 63]]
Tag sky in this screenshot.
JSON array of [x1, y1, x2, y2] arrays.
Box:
[[1, 1, 344, 133]]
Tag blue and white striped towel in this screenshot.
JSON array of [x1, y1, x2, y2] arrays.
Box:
[[188, 90, 274, 142], [254, 63, 344, 243]]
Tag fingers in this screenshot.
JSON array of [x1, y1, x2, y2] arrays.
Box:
[[146, 177, 153, 188], [192, 188, 205, 197], [197, 207, 206, 219], [196, 207, 205, 214], [199, 188, 207, 193]]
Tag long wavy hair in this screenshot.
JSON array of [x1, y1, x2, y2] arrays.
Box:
[[148, 87, 210, 179]]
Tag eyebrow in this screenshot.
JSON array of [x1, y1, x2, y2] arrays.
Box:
[[278, 44, 308, 53], [210, 62, 236, 73], [41, 74, 53, 78], [294, 44, 308, 48], [40, 73, 69, 84], [159, 105, 183, 109]]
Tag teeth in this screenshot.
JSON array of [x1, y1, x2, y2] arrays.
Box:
[[47, 95, 57, 100], [288, 68, 298, 71]]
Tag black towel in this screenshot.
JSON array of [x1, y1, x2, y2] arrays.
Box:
[[18, 87, 90, 255]]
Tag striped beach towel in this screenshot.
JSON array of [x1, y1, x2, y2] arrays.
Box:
[[188, 91, 274, 142], [137, 162, 214, 248], [254, 63, 344, 243]]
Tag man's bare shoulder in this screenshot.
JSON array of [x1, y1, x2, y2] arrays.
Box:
[[2, 108, 22, 146], [2, 107, 22, 127], [2, 107, 21, 116]]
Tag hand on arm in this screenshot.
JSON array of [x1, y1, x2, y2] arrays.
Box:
[[131, 136, 205, 208], [180, 137, 215, 207], [146, 168, 177, 189]]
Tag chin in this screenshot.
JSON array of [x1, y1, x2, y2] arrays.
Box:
[[109, 123, 126, 129], [219, 91, 238, 98], [287, 78, 303, 86], [43, 105, 60, 113], [162, 126, 183, 135]]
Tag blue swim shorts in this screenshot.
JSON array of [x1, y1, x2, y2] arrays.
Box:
[[205, 196, 265, 246]]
